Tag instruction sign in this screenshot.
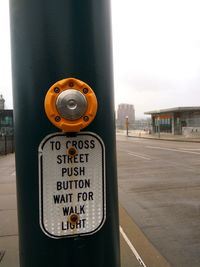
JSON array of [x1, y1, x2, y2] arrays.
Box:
[[38, 132, 106, 238]]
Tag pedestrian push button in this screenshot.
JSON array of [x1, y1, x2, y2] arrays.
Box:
[[44, 78, 98, 132]]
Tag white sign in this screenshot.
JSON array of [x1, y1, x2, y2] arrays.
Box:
[[38, 132, 106, 238]]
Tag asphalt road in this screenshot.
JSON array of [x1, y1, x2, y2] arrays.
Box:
[[1, 137, 200, 267], [117, 135, 200, 267]]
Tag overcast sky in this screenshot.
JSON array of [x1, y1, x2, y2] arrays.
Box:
[[0, 1, 12, 109], [1, 0, 200, 118], [111, 0, 200, 117]]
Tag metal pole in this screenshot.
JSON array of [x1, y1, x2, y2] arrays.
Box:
[[9, 1, 120, 267], [11, 134, 14, 153], [125, 116, 129, 136], [158, 116, 160, 138], [4, 134, 7, 155]]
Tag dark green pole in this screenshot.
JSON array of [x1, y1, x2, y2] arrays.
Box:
[[9, 1, 120, 267]]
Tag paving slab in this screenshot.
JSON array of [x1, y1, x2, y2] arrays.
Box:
[[0, 195, 17, 210], [0, 236, 19, 267]]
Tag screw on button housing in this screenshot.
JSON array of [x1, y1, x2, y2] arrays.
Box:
[[55, 116, 61, 122], [83, 88, 88, 94], [83, 116, 89, 122], [44, 78, 98, 132], [69, 81, 74, 87], [54, 87, 60, 94]]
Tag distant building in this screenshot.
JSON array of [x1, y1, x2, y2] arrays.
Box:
[[117, 103, 135, 129], [0, 95, 14, 136], [0, 96, 14, 154], [0, 109, 14, 136], [134, 118, 151, 130], [145, 106, 200, 136], [0, 95, 5, 110]]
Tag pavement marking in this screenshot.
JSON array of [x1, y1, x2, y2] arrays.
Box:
[[116, 135, 148, 144], [127, 152, 151, 160], [146, 146, 200, 155], [120, 226, 147, 267], [180, 148, 200, 151], [11, 172, 16, 176], [0, 251, 5, 263], [119, 205, 172, 267], [118, 149, 151, 160]]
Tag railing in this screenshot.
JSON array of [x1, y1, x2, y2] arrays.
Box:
[[0, 134, 14, 155]]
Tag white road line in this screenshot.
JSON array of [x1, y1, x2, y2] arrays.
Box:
[[11, 171, 16, 176], [146, 146, 200, 155], [180, 148, 200, 151], [127, 152, 151, 160], [120, 226, 147, 267]]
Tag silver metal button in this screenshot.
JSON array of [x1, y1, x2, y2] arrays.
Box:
[[56, 89, 88, 120]]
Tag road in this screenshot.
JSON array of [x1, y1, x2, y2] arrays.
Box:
[[1, 136, 200, 267], [117, 135, 200, 267]]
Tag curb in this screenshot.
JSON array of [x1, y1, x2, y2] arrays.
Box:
[[127, 135, 200, 143]]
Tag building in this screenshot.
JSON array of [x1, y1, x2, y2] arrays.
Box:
[[117, 103, 135, 129], [0, 95, 14, 135], [0, 95, 14, 154], [134, 118, 151, 130], [145, 107, 200, 136], [0, 109, 14, 136], [0, 95, 5, 110]]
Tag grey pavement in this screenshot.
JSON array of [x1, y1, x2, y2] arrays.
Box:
[[117, 129, 200, 143], [0, 154, 19, 267], [0, 153, 141, 267]]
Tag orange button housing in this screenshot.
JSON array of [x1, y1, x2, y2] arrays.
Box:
[[44, 78, 98, 132]]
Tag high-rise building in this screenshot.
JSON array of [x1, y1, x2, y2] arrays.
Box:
[[117, 103, 135, 129]]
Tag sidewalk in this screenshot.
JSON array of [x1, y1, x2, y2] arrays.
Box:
[[0, 154, 19, 267], [117, 130, 200, 143], [0, 154, 141, 267]]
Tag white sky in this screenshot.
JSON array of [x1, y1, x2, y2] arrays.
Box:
[[1, 0, 200, 118], [0, 1, 12, 109], [111, 0, 200, 117]]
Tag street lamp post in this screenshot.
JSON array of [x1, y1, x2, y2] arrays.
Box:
[[158, 115, 160, 138], [125, 116, 129, 136]]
